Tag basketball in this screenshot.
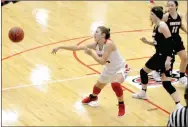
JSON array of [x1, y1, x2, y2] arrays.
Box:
[[8, 27, 24, 42]]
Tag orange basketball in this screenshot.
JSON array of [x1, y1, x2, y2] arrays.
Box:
[[8, 27, 24, 43]]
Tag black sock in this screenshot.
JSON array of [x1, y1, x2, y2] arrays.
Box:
[[180, 72, 185, 78], [119, 101, 124, 104], [89, 94, 97, 98], [142, 88, 147, 92], [175, 101, 180, 104]]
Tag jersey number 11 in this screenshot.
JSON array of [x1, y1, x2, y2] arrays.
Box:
[[172, 26, 178, 33]]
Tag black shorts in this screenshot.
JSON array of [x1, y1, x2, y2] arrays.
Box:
[[145, 53, 175, 77], [173, 36, 185, 54]]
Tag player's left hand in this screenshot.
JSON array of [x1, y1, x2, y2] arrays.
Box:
[[165, 58, 172, 70], [84, 47, 92, 56]]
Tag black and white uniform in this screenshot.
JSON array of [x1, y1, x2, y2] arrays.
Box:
[[166, 13, 185, 53], [167, 106, 188, 127], [145, 22, 175, 77]]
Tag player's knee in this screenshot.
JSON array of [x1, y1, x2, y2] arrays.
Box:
[[162, 81, 176, 94], [111, 82, 123, 97], [140, 69, 148, 84]]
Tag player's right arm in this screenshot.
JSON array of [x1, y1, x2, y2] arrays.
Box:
[[51, 42, 96, 54], [162, 12, 169, 22], [140, 37, 155, 46]]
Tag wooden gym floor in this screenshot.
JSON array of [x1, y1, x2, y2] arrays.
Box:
[[2, 1, 187, 126]]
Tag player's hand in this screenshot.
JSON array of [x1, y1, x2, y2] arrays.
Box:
[[51, 48, 59, 54], [140, 37, 148, 44], [165, 58, 172, 70], [84, 47, 92, 56]]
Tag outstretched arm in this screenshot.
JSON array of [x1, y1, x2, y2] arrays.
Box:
[[52, 42, 96, 54]]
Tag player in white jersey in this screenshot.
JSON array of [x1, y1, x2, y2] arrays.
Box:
[[52, 26, 129, 116]]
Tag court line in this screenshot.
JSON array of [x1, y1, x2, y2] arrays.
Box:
[[2, 28, 185, 61], [3, 29, 170, 115], [2, 28, 152, 61], [2, 28, 153, 91], [2, 74, 99, 91], [73, 36, 171, 115], [2, 68, 140, 91], [2, 36, 90, 61]]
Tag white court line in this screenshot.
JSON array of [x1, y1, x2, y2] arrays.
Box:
[[2, 69, 141, 91], [2, 74, 99, 91], [3, 65, 181, 91]]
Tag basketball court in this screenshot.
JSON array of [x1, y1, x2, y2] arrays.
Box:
[[2, 1, 187, 126]]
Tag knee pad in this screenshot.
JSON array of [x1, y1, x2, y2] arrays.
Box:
[[162, 81, 176, 94], [111, 82, 123, 97], [140, 69, 148, 84]]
